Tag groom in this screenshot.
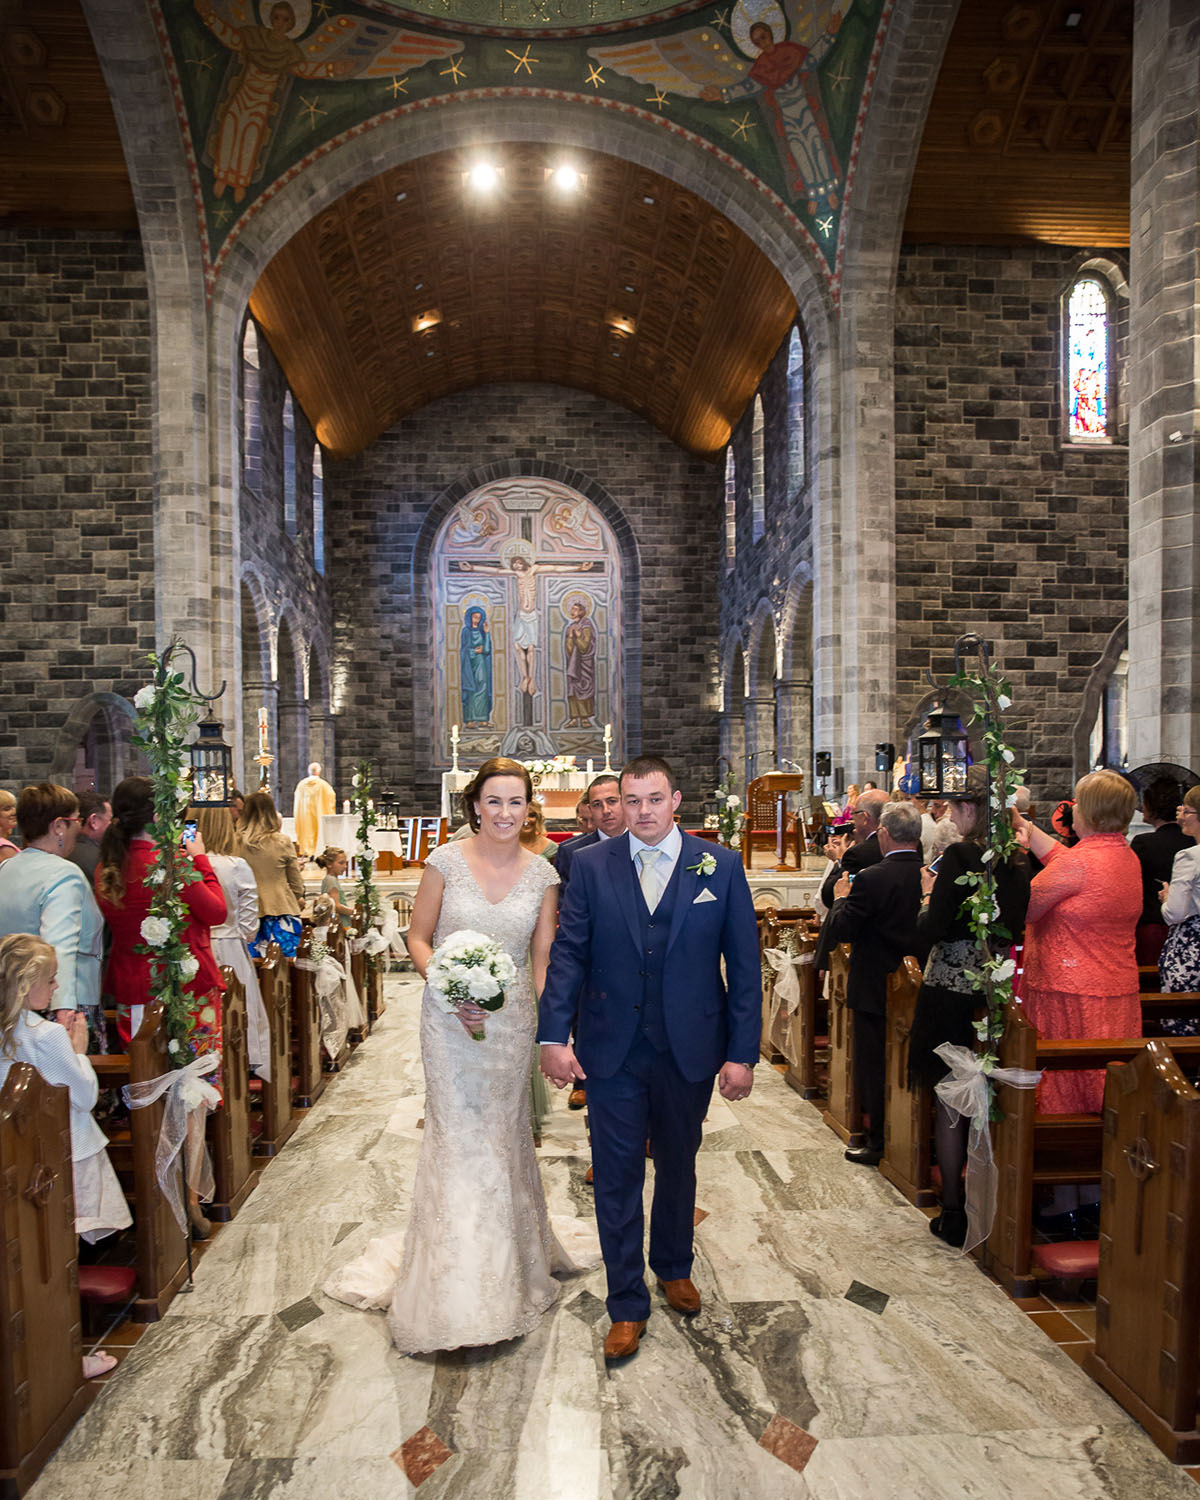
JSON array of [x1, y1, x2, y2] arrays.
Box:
[[539, 755, 761, 1359]]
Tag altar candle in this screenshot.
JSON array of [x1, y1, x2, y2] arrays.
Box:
[[604, 723, 612, 739], [451, 723, 459, 744], [258, 706, 269, 753], [586, 758, 594, 775], [343, 799, 350, 814]]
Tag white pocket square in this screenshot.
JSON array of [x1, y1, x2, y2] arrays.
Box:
[[693, 888, 718, 904]]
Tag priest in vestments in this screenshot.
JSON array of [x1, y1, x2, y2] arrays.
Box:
[[293, 762, 336, 858]]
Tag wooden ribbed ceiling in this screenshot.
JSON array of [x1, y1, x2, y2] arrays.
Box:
[[248, 145, 797, 459], [904, 0, 1131, 246]]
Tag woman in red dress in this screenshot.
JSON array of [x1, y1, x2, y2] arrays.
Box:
[[95, 777, 227, 1054], [1014, 769, 1141, 1115]]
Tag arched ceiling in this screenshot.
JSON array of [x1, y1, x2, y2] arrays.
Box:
[[248, 143, 798, 459]]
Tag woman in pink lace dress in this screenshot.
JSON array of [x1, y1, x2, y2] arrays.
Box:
[[1014, 770, 1141, 1115]]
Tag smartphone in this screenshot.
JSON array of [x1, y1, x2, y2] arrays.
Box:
[[182, 819, 198, 845], [928, 854, 942, 875]]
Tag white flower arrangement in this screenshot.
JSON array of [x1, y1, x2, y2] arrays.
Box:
[[179, 955, 200, 983], [140, 915, 171, 947], [133, 684, 157, 710], [426, 928, 518, 1041]]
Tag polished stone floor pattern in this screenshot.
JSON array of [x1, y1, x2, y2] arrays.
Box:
[[30, 974, 1197, 1499]]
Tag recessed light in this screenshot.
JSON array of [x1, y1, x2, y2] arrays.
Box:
[[412, 309, 441, 334], [623, 284, 636, 294], [394, 191, 407, 202], [426, 349, 436, 358], [608, 315, 636, 339], [1064, 9, 1082, 25], [546, 163, 586, 194], [465, 161, 502, 193], [642, 195, 655, 205], [413, 281, 424, 292]]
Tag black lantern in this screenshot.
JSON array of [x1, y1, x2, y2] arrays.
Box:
[[189, 711, 233, 807], [915, 699, 969, 797]]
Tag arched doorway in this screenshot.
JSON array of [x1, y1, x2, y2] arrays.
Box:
[[240, 574, 273, 791], [747, 609, 778, 782], [49, 692, 140, 795]]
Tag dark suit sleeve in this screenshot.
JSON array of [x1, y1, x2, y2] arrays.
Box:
[[719, 859, 763, 1065], [556, 840, 575, 887], [916, 841, 972, 957], [538, 857, 593, 1045], [824, 874, 875, 950], [819, 860, 841, 909]]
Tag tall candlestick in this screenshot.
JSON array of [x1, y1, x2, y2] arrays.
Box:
[[258, 706, 269, 754], [586, 758, 594, 776]]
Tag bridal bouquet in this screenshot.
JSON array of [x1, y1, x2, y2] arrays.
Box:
[[426, 929, 518, 1041]]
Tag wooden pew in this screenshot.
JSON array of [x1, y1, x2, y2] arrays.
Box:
[[252, 944, 298, 1159], [206, 968, 258, 1221], [347, 921, 369, 1045], [821, 944, 864, 1147], [93, 1004, 190, 1321], [0, 1065, 89, 1497], [879, 956, 935, 1207], [1085, 1041, 1200, 1463], [290, 927, 326, 1109], [324, 923, 353, 1070], [757, 908, 785, 1063], [979, 1003, 1200, 1296]]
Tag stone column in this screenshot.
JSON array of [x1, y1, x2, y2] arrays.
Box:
[[277, 699, 310, 808], [1127, 2, 1200, 766], [745, 696, 777, 783], [309, 711, 336, 782], [724, 704, 746, 795], [776, 677, 813, 779]]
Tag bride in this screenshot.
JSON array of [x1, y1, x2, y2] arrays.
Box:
[[325, 757, 594, 1352]]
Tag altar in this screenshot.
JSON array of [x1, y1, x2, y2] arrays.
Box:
[[441, 768, 597, 823]]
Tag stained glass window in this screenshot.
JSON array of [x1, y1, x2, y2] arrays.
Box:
[[312, 445, 325, 575], [282, 391, 296, 537], [787, 325, 806, 491], [242, 321, 260, 491], [724, 447, 736, 568], [1067, 277, 1110, 441], [751, 396, 765, 541]]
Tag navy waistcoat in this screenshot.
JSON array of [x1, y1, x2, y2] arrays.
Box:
[[631, 851, 682, 1053]]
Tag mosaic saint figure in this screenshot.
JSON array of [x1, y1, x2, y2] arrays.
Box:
[[460, 549, 595, 700], [194, 0, 462, 205], [459, 606, 493, 728], [563, 599, 597, 727]]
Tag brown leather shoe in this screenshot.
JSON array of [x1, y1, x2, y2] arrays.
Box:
[[657, 1277, 701, 1314], [584, 1164, 594, 1185], [568, 1087, 587, 1110], [604, 1319, 647, 1359]]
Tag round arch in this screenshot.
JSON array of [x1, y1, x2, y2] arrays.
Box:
[[48, 691, 139, 794]]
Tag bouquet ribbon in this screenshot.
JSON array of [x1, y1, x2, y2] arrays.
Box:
[[123, 1053, 220, 1234], [933, 1042, 1041, 1254]]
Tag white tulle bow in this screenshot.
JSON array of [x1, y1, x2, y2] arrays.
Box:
[[123, 1052, 220, 1233], [349, 905, 406, 958], [933, 1042, 1041, 1254], [762, 948, 813, 1067]]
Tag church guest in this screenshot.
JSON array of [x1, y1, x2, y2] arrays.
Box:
[[520, 802, 558, 864], [0, 784, 105, 1023], [194, 806, 271, 1081], [0, 933, 127, 1377], [292, 761, 337, 860], [1158, 786, 1200, 997], [1131, 777, 1191, 965], [0, 790, 19, 866], [316, 846, 355, 927], [824, 801, 924, 1166], [68, 792, 113, 883], [575, 797, 593, 834], [908, 768, 1030, 1246], [229, 787, 246, 825], [813, 788, 888, 974], [1015, 770, 1141, 1120], [239, 791, 306, 957]]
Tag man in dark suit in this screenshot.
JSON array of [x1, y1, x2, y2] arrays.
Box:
[[539, 755, 760, 1360], [555, 774, 625, 887], [814, 787, 889, 974], [1131, 776, 1191, 965], [824, 799, 923, 1166]]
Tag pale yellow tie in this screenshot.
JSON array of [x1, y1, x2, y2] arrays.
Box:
[[637, 847, 663, 913]]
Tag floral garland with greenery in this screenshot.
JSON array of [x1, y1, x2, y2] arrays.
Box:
[[130, 644, 206, 1066], [946, 656, 1025, 1117], [351, 758, 381, 927], [712, 771, 746, 849]]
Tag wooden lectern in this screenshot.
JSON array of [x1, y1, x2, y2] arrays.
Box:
[[742, 772, 804, 872]]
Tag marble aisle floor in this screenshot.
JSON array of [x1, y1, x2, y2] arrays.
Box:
[[30, 975, 1199, 1500]]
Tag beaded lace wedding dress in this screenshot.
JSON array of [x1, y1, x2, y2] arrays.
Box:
[[324, 840, 598, 1353]]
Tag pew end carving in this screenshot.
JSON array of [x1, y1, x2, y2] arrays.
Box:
[[880, 956, 935, 1207], [821, 945, 863, 1146], [252, 944, 298, 1159], [207, 969, 258, 1221]]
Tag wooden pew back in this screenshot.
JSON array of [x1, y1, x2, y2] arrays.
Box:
[[821, 945, 863, 1146], [253, 944, 296, 1157], [880, 956, 934, 1207], [290, 927, 325, 1109], [208, 968, 258, 1220], [0, 1065, 88, 1496]]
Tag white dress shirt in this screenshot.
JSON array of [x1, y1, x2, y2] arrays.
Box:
[[0, 1009, 107, 1160], [627, 823, 683, 885]]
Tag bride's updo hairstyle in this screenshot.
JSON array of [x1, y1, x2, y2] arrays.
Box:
[[463, 757, 533, 833]]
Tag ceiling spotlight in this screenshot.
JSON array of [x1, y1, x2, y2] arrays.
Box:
[[394, 191, 408, 203], [412, 309, 441, 334], [1064, 9, 1082, 25], [465, 161, 502, 193], [642, 194, 655, 206], [413, 281, 424, 292], [546, 163, 586, 194], [608, 315, 636, 339]]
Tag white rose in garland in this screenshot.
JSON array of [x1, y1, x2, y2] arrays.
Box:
[[134, 684, 157, 710], [178, 955, 200, 983], [140, 915, 172, 947]]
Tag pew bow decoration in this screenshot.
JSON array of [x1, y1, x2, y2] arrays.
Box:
[[123, 1053, 220, 1233], [350, 904, 405, 958], [933, 1042, 1040, 1254], [294, 926, 365, 1056], [762, 947, 812, 1067]]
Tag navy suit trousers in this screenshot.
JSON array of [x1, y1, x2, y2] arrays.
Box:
[[585, 1034, 715, 1321]]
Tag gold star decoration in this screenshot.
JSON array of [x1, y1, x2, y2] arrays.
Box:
[[731, 112, 754, 140], [712, 6, 732, 32], [388, 74, 409, 98], [828, 60, 850, 90], [816, 214, 833, 237], [647, 88, 669, 111], [506, 45, 539, 75], [586, 63, 605, 89], [184, 51, 213, 73], [212, 203, 232, 227], [441, 57, 467, 84], [313, 0, 333, 15], [299, 95, 327, 127]]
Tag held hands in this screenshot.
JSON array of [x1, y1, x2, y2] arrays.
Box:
[[920, 866, 936, 897], [540, 1041, 586, 1089], [833, 873, 852, 900], [1160, 880, 1171, 906], [718, 1061, 754, 1102], [55, 1010, 88, 1053]]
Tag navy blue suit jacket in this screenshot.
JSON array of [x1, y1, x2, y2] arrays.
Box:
[[554, 830, 600, 887], [539, 830, 761, 1083]]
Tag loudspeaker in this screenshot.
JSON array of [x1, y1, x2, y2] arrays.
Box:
[[815, 751, 832, 778], [875, 742, 895, 774]]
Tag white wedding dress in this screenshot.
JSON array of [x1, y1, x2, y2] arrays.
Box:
[[324, 840, 598, 1353]]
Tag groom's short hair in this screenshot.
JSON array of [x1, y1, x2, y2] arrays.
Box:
[[620, 755, 678, 793]]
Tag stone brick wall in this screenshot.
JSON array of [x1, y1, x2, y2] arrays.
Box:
[[893, 243, 1130, 803], [327, 383, 723, 816], [0, 228, 154, 788]]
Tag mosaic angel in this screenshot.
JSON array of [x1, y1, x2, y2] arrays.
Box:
[[195, 0, 463, 203], [589, 0, 847, 214]]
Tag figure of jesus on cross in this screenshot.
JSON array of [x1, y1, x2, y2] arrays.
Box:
[[458, 539, 596, 703]]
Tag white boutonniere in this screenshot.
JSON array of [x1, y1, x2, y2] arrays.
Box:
[[688, 852, 718, 877]]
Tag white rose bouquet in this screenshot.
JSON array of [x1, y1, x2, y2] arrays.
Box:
[[426, 929, 518, 1041]]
